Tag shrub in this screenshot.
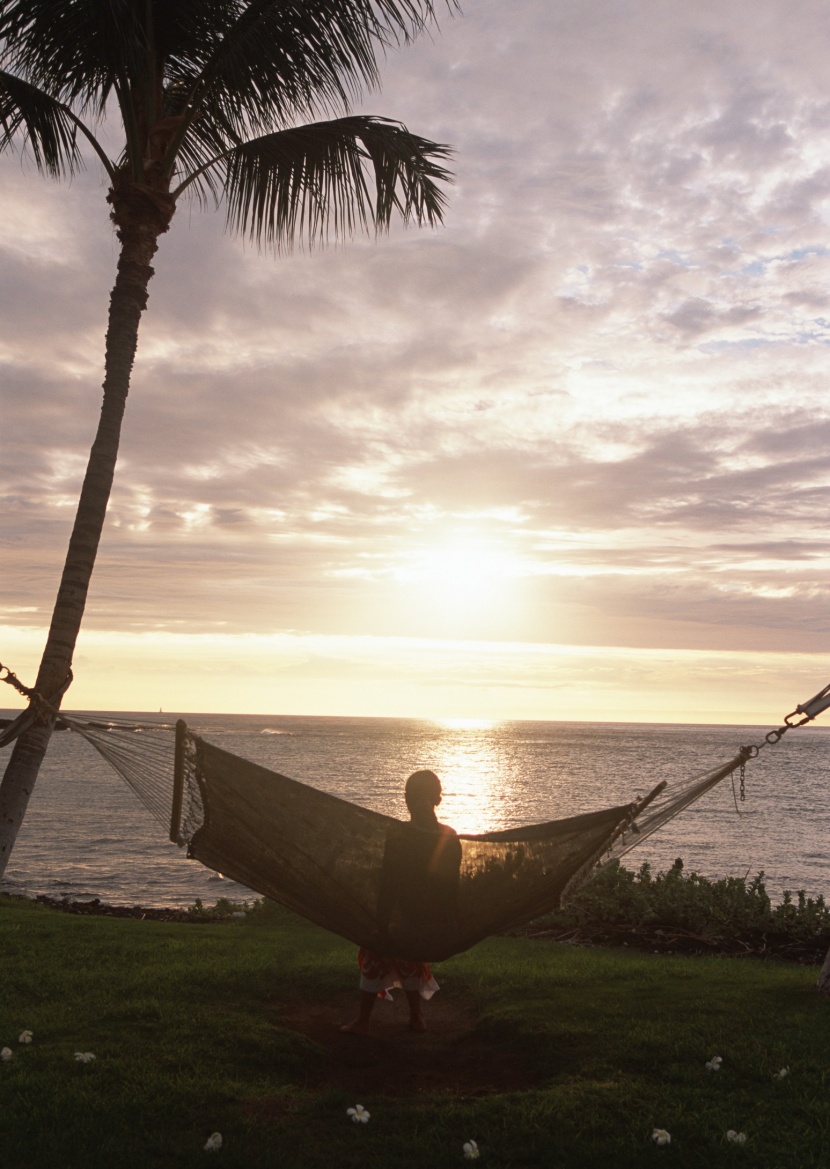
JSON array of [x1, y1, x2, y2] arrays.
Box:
[[544, 859, 830, 943], [186, 896, 262, 920]]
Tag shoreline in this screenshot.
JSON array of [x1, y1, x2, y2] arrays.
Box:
[[2, 891, 226, 923], [4, 892, 827, 964]]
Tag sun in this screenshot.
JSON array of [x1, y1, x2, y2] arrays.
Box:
[[394, 540, 518, 615]]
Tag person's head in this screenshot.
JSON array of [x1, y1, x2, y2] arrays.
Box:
[[405, 769, 442, 819]]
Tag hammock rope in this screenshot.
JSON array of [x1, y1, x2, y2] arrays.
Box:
[[0, 662, 73, 748], [11, 708, 752, 864]]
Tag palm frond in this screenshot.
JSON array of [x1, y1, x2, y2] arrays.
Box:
[[0, 2, 222, 171], [0, 3, 458, 186], [161, 0, 456, 172], [0, 67, 87, 175], [184, 1, 448, 124], [0, 1, 122, 114], [188, 114, 452, 249]]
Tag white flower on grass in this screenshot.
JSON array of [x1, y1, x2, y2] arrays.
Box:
[[1, 1047, 12, 1062], [73, 1052, 96, 1063], [463, 1139, 480, 1159], [347, 1104, 370, 1124], [774, 1067, 790, 1079], [18, 1031, 33, 1044], [204, 1132, 223, 1152], [726, 1130, 747, 1145], [652, 1128, 671, 1147], [705, 1055, 723, 1071]]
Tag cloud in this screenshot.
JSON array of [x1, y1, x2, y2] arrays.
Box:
[[4, 0, 830, 693]]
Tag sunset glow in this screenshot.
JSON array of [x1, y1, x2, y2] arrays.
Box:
[[435, 718, 498, 732], [0, 624, 822, 729], [394, 541, 519, 620], [3, 1, 830, 728]]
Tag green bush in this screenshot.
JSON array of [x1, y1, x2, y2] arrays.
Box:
[[544, 859, 830, 942], [186, 896, 263, 920]]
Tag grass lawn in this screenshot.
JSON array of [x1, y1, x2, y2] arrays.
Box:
[[1, 894, 828, 1168]]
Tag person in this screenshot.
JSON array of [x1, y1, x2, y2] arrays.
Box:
[[340, 769, 462, 1034]]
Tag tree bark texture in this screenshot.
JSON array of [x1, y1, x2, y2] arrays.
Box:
[[0, 213, 165, 878]]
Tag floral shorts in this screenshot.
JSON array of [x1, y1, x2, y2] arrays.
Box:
[[357, 948, 440, 1000]]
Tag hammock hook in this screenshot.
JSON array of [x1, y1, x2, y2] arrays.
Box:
[[789, 681, 830, 724], [739, 684, 830, 760], [733, 681, 830, 795]]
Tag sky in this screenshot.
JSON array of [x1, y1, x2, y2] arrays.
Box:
[[3, 0, 830, 724]]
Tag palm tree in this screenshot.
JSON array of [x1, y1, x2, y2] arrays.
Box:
[[0, 0, 453, 876]]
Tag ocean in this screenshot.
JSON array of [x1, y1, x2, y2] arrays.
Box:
[[0, 712, 827, 908]]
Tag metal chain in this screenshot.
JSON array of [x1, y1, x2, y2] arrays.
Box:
[[730, 682, 830, 813], [730, 758, 747, 815], [728, 686, 830, 815], [741, 718, 797, 762]]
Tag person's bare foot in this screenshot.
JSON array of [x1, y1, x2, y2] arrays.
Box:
[[339, 1019, 371, 1034], [408, 1015, 427, 1032]]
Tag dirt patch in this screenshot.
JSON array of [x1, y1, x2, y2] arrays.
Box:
[[277, 990, 538, 1098]]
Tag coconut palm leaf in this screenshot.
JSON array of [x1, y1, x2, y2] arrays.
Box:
[[0, 3, 452, 151], [0, 67, 86, 174], [0, 1, 123, 111], [160, 1, 454, 179], [203, 114, 452, 248], [179, 0, 446, 128]]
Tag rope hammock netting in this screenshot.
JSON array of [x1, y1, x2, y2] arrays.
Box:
[[3, 663, 830, 962]]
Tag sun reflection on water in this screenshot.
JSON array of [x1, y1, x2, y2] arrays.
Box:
[[429, 722, 509, 835], [435, 717, 497, 732], [9, 715, 830, 906]]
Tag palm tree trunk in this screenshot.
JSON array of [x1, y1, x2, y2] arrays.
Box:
[[0, 216, 164, 879], [818, 944, 830, 995]]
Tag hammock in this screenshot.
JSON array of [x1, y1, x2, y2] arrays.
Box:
[[175, 727, 668, 961], [47, 715, 762, 961], [5, 674, 829, 961]]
